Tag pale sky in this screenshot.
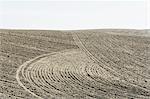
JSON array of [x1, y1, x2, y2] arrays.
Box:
[[0, 0, 149, 30]]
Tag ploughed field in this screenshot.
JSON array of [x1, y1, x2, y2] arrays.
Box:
[[0, 29, 150, 99]]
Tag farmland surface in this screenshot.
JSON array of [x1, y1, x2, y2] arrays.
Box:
[[0, 29, 150, 99]]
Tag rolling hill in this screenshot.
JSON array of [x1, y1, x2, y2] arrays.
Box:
[[0, 29, 150, 99]]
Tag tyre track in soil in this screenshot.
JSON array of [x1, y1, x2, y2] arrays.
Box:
[[16, 50, 75, 99]]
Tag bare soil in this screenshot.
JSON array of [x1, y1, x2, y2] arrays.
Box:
[[0, 29, 150, 99]]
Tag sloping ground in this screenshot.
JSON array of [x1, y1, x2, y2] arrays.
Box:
[[0, 29, 78, 99], [0, 29, 150, 99], [71, 29, 150, 98]]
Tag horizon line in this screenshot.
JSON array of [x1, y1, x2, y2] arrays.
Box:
[[0, 28, 149, 31]]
